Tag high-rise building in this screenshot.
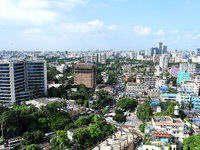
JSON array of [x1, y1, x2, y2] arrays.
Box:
[[74, 63, 97, 89], [97, 53, 106, 64], [177, 70, 190, 84], [0, 56, 47, 103], [180, 63, 196, 73], [162, 45, 167, 54], [158, 42, 162, 50], [159, 55, 169, 71], [196, 48, 200, 56], [65, 50, 68, 55]]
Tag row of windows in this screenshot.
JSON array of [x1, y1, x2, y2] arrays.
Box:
[[28, 72, 44, 74], [14, 73, 24, 77], [14, 77, 24, 80], [0, 95, 11, 97], [28, 78, 44, 80], [0, 68, 9, 70], [0, 82, 10, 84], [28, 69, 44, 71], [28, 75, 44, 77], [0, 78, 9, 81], [0, 64, 9, 66], [0, 99, 11, 101], [0, 88, 10, 91], [0, 75, 9, 77], [0, 92, 10, 94], [14, 63, 23, 66], [0, 71, 9, 74], [27, 66, 44, 68], [0, 85, 10, 87], [27, 63, 44, 65], [14, 67, 24, 70], [14, 70, 23, 74]]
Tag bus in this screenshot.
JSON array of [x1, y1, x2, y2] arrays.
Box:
[[45, 132, 56, 138], [5, 136, 23, 149]]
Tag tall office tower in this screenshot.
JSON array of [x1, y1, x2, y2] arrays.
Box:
[[74, 63, 97, 89], [158, 42, 162, 53], [0, 56, 47, 103], [159, 55, 169, 71], [196, 48, 200, 56], [175, 49, 177, 53], [65, 50, 68, 55], [162, 45, 167, 54]]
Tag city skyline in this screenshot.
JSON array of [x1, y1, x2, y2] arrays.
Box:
[[1, 0, 200, 51]]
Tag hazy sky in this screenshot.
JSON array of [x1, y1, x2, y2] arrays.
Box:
[[0, 0, 200, 51]]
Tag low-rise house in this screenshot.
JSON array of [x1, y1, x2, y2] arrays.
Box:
[[126, 82, 149, 97], [192, 122, 200, 135], [95, 84, 114, 94], [148, 89, 161, 98], [161, 93, 177, 102], [145, 116, 190, 150]]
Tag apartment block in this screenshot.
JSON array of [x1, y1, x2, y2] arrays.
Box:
[[0, 56, 47, 103], [177, 70, 190, 84], [180, 63, 196, 73], [74, 63, 97, 89]]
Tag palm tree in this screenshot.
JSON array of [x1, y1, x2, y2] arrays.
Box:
[[188, 100, 194, 111], [181, 101, 185, 110]]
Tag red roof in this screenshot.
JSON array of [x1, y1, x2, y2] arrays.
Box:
[[153, 131, 170, 138]]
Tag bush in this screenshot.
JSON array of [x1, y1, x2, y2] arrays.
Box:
[[0, 138, 5, 145], [102, 108, 109, 114], [115, 109, 123, 115], [113, 114, 126, 123], [139, 123, 145, 132]]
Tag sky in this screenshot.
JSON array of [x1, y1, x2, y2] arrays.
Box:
[[0, 0, 200, 52]]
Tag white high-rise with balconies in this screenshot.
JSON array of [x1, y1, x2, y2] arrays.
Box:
[[159, 55, 169, 71]]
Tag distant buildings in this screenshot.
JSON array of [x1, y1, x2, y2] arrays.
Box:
[[74, 63, 97, 89], [177, 70, 190, 84], [56, 64, 67, 73], [171, 67, 179, 75], [84, 53, 106, 64], [180, 63, 196, 73], [0, 56, 47, 103], [159, 55, 169, 71]]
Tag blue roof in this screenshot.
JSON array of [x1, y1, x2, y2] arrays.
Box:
[[161, 93, 177, 98], [159, 86, 168, 91], [150, 101, 160, 106]]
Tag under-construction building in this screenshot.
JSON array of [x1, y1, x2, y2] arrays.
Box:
[[74, 63, 97, 89]]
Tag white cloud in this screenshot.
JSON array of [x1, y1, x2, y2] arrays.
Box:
[[185, 34, 192, 38], [169, 30, 179, 34], [108, 25, 118, 30], [23, 28, 43, 34], [176, 36, 181, 39], [0, 0, 87, 25], [186, 30, 196, 33], [133, 26, 151, 35], [154, 29, 164, 35]]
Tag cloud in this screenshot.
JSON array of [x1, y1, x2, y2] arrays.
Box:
[[0, 0, 88, 25], [154, 29, 164, 35], [185, 34, 192, 38], [169, 30, 179, 34], [108, 25, 118, 30], [186, 30, 196, 33], [133, 26, 151, 35]]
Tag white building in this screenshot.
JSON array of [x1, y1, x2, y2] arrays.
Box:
[[0, 56, 47, 103], [159, 55, 169, 71], [97, 53, 106, 64], [155, 77, 166, 88], [180, 63, 196, 73], [56, 64, 67, 73]]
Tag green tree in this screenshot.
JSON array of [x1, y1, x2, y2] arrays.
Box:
[[116, 98, 138, 111], [139, 123, 145, 132], [113, 114, 126, 123], [181, 101, 185, 110], [22, 130, 44, 145], [102, 108, 109, 114], [72, 128, 91, 145], [136, 102, 152, 121], [145, 96, 152, 105], [188, 100, 194, 111], [183, 134, 200, 150], [21, 144, 40, 150]]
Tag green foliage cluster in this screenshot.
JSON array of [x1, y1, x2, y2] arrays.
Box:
[[0, 100, 71, 139], [116, 98, 138, 111], [21, 144, 40, 150], [166, 87, 177, 94], [113, 109, 126, 123], [102, 108, 109, 114], [21, 130, 44, 145], [183, 134, 200, 150], [93, 90, 112, 109], [167, 76, 177, 86], [136, 98, 152, 121], [47, 67, 60, 82], [73, 117, 115, 147], [139, 122, 145, 132], [50, 130, 70, 150]]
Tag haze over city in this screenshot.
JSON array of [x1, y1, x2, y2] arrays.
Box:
[[0, 0, 200, 51]]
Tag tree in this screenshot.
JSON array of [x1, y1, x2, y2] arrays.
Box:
[[181, 101, 185, 110], [116, 98, 138, 111], [113, 114, 126, 123], [21, 144, 40, 150], [188, 100, 194, 111], [34, 85, 40, 98], [139, 123, 145, 132], [102, 108, 109, 114], [145, 96, 152, 105], [22, 130, 44, 145], [136, 102, 152, 121], [183, 134, 200, 150], [72, 128, 91, 145]]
